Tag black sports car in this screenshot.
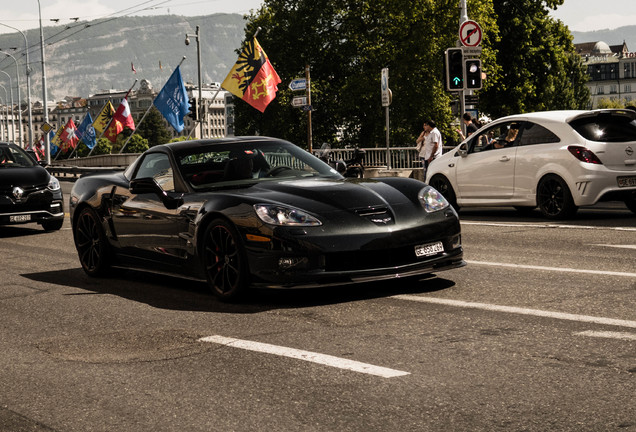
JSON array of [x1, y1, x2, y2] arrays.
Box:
[[69, 137, 464, 300], [0, 142, 64, 231]]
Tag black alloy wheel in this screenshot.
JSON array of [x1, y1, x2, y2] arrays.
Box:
[[74, 207, 111, 276], [202, 219, 248, 300], [429, 175, 459, 211], [537, 175, 577, 220]]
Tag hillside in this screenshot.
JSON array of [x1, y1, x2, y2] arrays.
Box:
[[571, 25, 636, 50], [0, 13, 246, 100]]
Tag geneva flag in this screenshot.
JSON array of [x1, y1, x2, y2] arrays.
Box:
[[154, 65, 189, 132], [221, 38, 281, 113]]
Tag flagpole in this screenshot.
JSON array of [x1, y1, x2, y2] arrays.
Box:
[[120, 57, 187, 154]]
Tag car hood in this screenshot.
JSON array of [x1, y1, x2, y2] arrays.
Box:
[[0, 165, 50, 188]]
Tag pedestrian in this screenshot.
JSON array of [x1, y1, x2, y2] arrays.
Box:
[[456, 112, 478, 141], [419, 119, 443, 180]]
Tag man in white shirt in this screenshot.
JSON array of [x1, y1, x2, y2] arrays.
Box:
[[417, 119, 442, 179]]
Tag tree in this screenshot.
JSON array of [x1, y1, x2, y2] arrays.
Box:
[[121, 134, 149, 153], [135, 106, 173, 147], [236, 0, 498, 149], [480, 0, 590, 118]]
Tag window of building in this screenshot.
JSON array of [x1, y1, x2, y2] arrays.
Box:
[[597, 86, 605, 95], [610, 84, 618, 94]]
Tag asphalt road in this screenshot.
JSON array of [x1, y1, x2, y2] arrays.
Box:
[[0, 180, 634, 432]]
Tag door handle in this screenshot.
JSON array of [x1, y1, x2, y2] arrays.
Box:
[[499, 156, 510, 162]]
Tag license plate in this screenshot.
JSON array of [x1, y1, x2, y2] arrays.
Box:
[[617, 176, 636, 188], [10, 214, 31, 222], [415, 241, 444, 257]]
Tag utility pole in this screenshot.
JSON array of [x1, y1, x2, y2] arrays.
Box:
[[38, 0, 51, 165]]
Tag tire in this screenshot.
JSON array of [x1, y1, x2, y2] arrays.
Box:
[[41, 218, 64, 231], [429, 175, 459, 211], [624, 190, 636, 214], [202, 219, 249, 301], [537, 175, 578, 220], [73, 207, 111, 276]]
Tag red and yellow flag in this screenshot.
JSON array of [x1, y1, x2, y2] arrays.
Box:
[[93, 101, 115, 135], [221, 38, 281, 113]]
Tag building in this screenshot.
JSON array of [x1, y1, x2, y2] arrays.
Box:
[[576, 41, 636, 108]]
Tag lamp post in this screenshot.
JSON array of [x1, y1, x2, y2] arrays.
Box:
[[0, 85, 8, 140], [185, 25, 203, 139], [38, 0, 51, 164], [0, 51, 22, 146], [0, 23, 33, 146], [0, 71, 15, 142]]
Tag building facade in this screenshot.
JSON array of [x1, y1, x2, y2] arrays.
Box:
[[576, 41, 636, 108]]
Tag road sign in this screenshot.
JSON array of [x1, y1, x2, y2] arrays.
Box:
[[291, 96, 307, 107], [41, 122, 54, 133], [289, 78, 307, 91], [459, 20, 482, 47], [381, 68, 391, 107]]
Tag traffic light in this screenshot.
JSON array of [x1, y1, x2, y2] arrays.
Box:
[[465, 59, 482, 90], [445, 48, 464, 91], [187, 98, 199, 121]]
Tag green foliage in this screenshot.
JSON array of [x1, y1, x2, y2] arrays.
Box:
[[122, 134, 149, 153], [135, 106, 173, 147], [480, 0, 590, 117], [170, 136, 193, 142], [596, 98, 626, 109], [234, 0, 590, 148], [90, 138, 113, 155]]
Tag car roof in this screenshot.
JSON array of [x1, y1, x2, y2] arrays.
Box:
[[496, 109, 636, 124]]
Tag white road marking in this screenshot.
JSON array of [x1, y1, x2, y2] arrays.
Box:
[[391, 295, 636, 329], [461, 221, 636, 232], [199, 335, 410, 378], [575, 330, 636, 341], [590, 244, 636, 250], [465, 260, 636, 278]]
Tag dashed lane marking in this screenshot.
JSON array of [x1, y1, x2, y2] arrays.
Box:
[[575, 330, 636, 341], [465, 260, 636, 278], [199, 335, 410, 378], [461, 221, 636, 232], [391, 295, 636, 330]]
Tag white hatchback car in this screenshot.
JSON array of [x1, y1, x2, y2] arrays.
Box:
[[426, 109, 636, 219]]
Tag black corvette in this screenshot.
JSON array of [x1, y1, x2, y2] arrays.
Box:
[[69, 137, 464, 300], [0, 142, 64, 231]]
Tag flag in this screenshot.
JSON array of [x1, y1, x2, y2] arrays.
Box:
[[104, 98, 135, 143], [131, 62, 137, 74], [50, 128, 62, 156], [76, 112, 97, 149], [93, 101, 115, 135], [154, 65, 189, 132], [221, 37, 282, 113], [59, 118, 79, 151]]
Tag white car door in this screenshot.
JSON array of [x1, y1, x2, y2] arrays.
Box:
[[455, 121, 521, 202]]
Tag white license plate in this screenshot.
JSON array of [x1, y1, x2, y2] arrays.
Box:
[[415, 241, 444, 257], [10, 214, 31, 222], [617, 176, 636, 188]]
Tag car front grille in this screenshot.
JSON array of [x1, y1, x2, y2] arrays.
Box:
[[324, 244, 441, 271], [0, 185, 53, 213]]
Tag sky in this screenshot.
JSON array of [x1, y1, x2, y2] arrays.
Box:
[[0, 0, 634, 34]]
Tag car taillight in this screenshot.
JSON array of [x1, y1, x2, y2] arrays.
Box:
[[567, 146, 602, 164]]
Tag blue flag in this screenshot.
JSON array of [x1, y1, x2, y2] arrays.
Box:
[[154, 65, 189, 132], [48, 130, 58, 156], [76, 112, 97, 149]]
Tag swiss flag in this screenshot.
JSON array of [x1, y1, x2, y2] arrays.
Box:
[[105, 98, 135, 143], [59, 118, 79, 151]]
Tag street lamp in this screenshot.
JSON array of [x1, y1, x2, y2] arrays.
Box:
[[0, 23, 33, 146], [0, 71, 15, 142], [0, 51, 22, 146], [38, 0, 51, 165], [0, 85, 8, 140], [185, 25, 204, 139]]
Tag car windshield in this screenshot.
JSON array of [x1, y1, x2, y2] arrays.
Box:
[[175, 140, 342, 190], [569, 111, 636, 143], [0, 145, 37, 168]]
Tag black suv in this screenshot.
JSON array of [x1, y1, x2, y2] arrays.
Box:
[[0, 142, 64, 231]]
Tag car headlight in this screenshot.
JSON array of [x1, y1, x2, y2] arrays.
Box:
[[47, 175, 61, 191], [254, 204, 322, 226], [418, 186, 449, 213]]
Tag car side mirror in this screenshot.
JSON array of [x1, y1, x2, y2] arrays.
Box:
[[458, 142, 468, 157], [130, 177, 183, 210]]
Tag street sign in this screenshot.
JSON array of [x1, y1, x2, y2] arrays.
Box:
[[291, 96, 307, 107], [289, 78, 307, 91], [459, 20, 482, 47], [41, 122, 54, 133], [381, 68, 391, 107], [302, 105, 313, 111]]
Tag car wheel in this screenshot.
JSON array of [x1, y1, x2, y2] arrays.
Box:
[[74, 207, 111, 276], [625, 191, 636, 214], [202, 219, 249, 301], [537, 175, 578, 220], [41, 219, 64, 231], [429, 175, 459, 211]]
